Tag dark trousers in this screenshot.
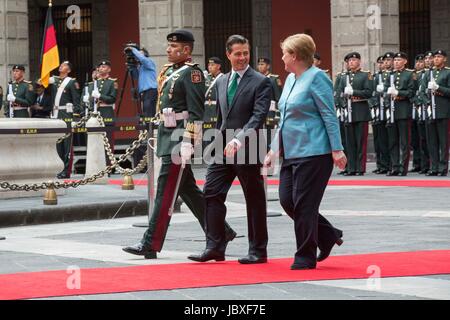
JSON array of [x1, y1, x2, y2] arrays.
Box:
[[141, 89, 157, 118], [411, 120, 421, 170], [345, 121, 369, 173], [142, 156, 236, 252], [279, 154, 342, 267], [57, 113, 74, 177], [418, 121, 430, 171], [372, 121, 390, 171], [387, 119, 411, 174], [426, 119, 449, 173], [339, 121, 347, 171], [204, 164, 268, 257]]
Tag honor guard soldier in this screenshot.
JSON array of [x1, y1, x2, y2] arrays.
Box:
[[369, 55, 390, 174], [204, 57, 223, 136], [341, 52, 372, 176], [422, 50, 450, 176], [410, 54, 430, 174], [0, 86, 3, 108], [384, 52, 416, 176], [334, 56, 349, 174], [123, 29, 236, 259], [3, 65, 35, 118], [89, 60, 118, 155], [313, 52, 331, 77], [49, 61, 81, 179], [257, 57, 283, 150]]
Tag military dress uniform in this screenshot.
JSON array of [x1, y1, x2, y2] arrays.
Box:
[[384, 58, 416, 176], [341, 56, 373, 176], [123, 30, 236, 259], [369, 65, 391, 174], [412, 64, 430, 174], [203, 71, 222, 142], [421, 50, 450, 176], [3, 67, 35, 118], [49, 75, 81, 178], [334, 69, 348, 174]]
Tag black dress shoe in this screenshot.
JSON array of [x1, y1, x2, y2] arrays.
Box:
[[188, 249, 225, 262], [387, 171, 400, 176], [409, 167, 421, 173], [317, 238, 344, 262], [355, 172, 364, 176], [344, 172, 356, 176], [291, 264, 316, 270], [338, 171, 347, 175], [238, 255, 268, 264], [439, 171, 448, 177], [377, 170, 389, 175], [419, 169, 429, 174], [122, 243, 157, 259], [372, 169, 381, 174], [400, 172, 408, 176], [426, 171, 438, 176], [57, 172, 70, 179]]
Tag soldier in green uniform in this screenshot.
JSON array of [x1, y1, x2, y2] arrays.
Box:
[[422, 50, 450, 176], [313, 52, 331, 77], [384, 52, 416, 176], [0, 86, 3, 108], [90, 61, 118, 155], [341, 52, 372, 176], [48, 61, 81, 179], [203, 57, 223, 143], [257, 57, 283, 153], [123, 30, 236, 259], [410, 54, 429, 174], [334, 56, 349, 175], [3, 65, 35, 118], [369, 55, 390, 174]]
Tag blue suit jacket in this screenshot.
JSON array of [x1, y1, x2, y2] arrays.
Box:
[[271, 66, 343, 159]]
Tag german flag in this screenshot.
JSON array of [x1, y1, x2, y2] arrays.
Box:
[[40, 4, 60, 88]]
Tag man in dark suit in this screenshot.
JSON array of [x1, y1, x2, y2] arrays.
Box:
[[30, 80, 52, 118], [188, 35, 271, 265]]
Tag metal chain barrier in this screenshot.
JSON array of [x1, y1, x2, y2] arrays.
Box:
[[56, 113, 92, 144]]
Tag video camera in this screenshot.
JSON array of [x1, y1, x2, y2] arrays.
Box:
[[124, 41, 140, 67]]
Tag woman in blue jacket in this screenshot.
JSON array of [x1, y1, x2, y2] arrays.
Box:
[[265, 34, 347, 270]]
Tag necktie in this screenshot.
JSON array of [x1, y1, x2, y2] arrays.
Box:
[[227, 72, 239, 105]]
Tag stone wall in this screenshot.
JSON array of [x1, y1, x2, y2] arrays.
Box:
[[138, 0, 205, 71], [430, 0, 450, 53], [331, 0, 400, 77], [0, 0, 29, 100]]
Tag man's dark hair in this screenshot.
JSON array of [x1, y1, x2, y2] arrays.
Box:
[[141, 47, 150, 57], [226, 35, 250, 53]]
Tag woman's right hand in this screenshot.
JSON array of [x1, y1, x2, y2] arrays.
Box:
[[264, 150, 276, 169], [332, 151, 347, 170]]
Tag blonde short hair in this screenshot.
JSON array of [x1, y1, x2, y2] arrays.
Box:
[[281, 34, 316, 66]]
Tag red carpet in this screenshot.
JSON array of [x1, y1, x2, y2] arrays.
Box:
[[0, 250, 449, 300], [107, 179, 450, 188]]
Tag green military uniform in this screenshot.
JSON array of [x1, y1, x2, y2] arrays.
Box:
[[341, 59, 372, 175], [204, 72, 222, 129], [384, 63, 416, 176], [411, 65, 430, 174], [124, 30, 236, 258], [334, 70, 348, 174], [49, 75, 81, 178], [3, 80, 35, 118], [265, 72, 282, 128], [369, 67, 391, 174], [420, 54, 450, 176]]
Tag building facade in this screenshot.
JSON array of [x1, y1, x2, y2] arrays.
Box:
[[1, 0, 449, 118]]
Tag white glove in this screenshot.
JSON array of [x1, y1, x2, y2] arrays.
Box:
[[49, 77, 55, 84], [344, 86, 353, 96], [180, 142, 194, 167], [376, 84, 384, 93], [7, 94, 16, 102], [83, 95, 90, 104], [92, 90, 101, 99], [387, 87, 398, 96], [428, 81, 439, 91]]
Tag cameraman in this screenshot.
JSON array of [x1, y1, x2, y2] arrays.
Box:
[[125, 45, 158, 118]]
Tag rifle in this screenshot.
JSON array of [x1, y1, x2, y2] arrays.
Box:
[[346, 72, 353, 123], [8, 81, 14, 119], [389, 72, 395, 124], [430, 70, 436, 120], [93, 79, 99, 114]]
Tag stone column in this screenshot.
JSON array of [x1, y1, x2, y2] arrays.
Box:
[[252, 0, 272, 66], [331, 0, 400, 77], [430, 0, 450, 53], [0, 0, 29, 110], [138, 0, 205, 71]]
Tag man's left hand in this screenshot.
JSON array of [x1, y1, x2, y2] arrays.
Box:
[[224, 139, 241, 158]]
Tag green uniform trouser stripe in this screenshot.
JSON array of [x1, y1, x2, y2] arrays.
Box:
[[142, 156, 236, 252], [372, 122, 390, 171], [426, 119, 449, 172], [418, 121, 430, 171], [345, 121, 368, 173], [387, 119, 411, 174], [411, 120, 421, 169]]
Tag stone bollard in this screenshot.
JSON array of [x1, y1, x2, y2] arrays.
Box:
[[85, 114, 108, 184]]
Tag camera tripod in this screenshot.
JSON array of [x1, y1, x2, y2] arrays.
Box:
[[116, 64, 143, 118]]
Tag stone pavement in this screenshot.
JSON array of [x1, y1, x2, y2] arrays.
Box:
[[0, 163, 449, 300]]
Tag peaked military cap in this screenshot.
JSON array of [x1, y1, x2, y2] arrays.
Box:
[[434, 49, 447, 57], [12, 65, 25, 71], [167, 29, 195, 43], [346, 52, 361, 60], [425, 51, 434, 57], [377, 55, 384, 63], [61, 60, 73, 70], [258, 57, 271, 64], [394, 52, 408, 59], [314, 53, 321, 61], [208, 57, 223, 65], [415, 54, 425, 61], [98, 60, 112, 67], [383, 52, 395, 60]]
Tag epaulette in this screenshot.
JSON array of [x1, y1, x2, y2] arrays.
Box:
[[24, 80, 32, 84], [109, 78, 117, 81], [406, 69, 415, 72], [185, 62, 199, 67], [163, 63, 173, 67], [270, 74, 280, 78], [445, 67, 450, 70], [361, 70, 371, 73]]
